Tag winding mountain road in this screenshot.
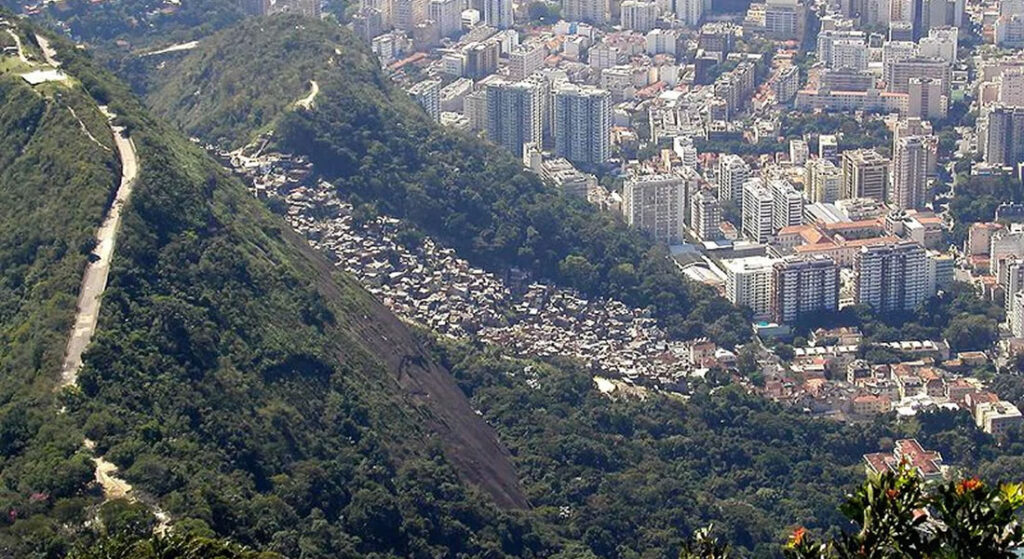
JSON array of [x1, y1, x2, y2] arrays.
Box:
[[58, 105, 138, 389]]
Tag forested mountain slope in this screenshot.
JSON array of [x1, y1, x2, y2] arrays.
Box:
[[143, 15, 753, 348], [0, 19, 538, 558]]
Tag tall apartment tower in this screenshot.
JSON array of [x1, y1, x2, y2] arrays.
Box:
[[393, 0, 428, 30], [430, 0, 462, 36], [894, 118, 938, 178], [676, 0, 704, 26], [908, 77, 947, 119], [485, 81, 543, 157], [772, 255, 840, 324], [769, 178, 805, 233], [742, 178, 774, 243], [484, 0, 514, 28], [984, 105, 1024, 167], [622, 174, 687, 243], [690, 189, 723, 241], [563, 0, 607, 24], [553, 85, 612, 165], [841, 149, 891, 201], [892, 135, 930, 210], [717, 154, 750, 202], [854, 241, 929, 312], [887, 57, 950, 94], [621, 0, 659, 31], [805, 158, 843, 203], [408, 79, 442, 121]]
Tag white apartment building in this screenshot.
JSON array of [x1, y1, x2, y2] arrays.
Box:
[[717, 154, 750, 202], [724, 256, 777, 320], [772, 254, 840, 324], [742, 178, 773, 243], [553, 84, 612, 165], [854, 241, 929, 312], [690, 189, 722, 241], [623, 174, 687, 243]]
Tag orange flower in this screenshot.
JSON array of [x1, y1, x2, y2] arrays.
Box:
[[886, 489, 899, 500], [790, 526, 807, 546], [956, 478, 983, 495]]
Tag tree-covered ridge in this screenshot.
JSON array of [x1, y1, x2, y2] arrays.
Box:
[[0, 66, 122, 557], [435, 338, 1024, 558], [0, 22, 541, 558], [145, 15, 751, 347], [144, 16, 369, 148]]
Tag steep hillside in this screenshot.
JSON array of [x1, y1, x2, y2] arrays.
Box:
[[143, 15, 753, 348], [0, 20, 538, 558]]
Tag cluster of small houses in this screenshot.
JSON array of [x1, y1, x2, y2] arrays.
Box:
[[223, 146, 723, 386], [218, 144, 1023, 438]]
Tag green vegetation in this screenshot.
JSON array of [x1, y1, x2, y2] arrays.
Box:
[[780, 113, 894, 158], [792, 283, 1002, 352], [0, 69, 122, 557], [440, 339, 1024, 557], [948, 173, 1024, 245], [147, 15, 752, 347], [0, 22, 538, 559]]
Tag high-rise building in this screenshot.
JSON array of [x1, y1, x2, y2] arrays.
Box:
[[483, 0, 514, 28], [806, 158, 843, 203], [998, 68, 1024, 106], [464, 89, 488, 131], [553, 84, 612, 165], [717, 154, 750, 202], [674, 136, 698, 168], [563, 0, 607, 23], [675, 0, 703, 26], [769, 178, 804, 233], [724, 256, 777, 319], [854, 241, 929, 312], [892, 135, 931, 210], [509, 42, 546, 80], [842, 149, 890, 201], [882, 41, 918, 87], [485, 81, 543, 156], [621, 0, 659, 31], [983, 105, 1024, 167], [817, 30, 866, 68], [790, 139, 809, 166], [464, 40, 500, 78], [894, 118, 937, 178], [408, 79, 442, 121], [888, 57, 950, 94], [742, 178, 774, 243], [623, 174, 687, 243], [763, 0, 806, 40], [908, 77, 947, 119], [819, 134, 839, 163], [430, 0, 462, 36], [690, 189, 722, 241], [772, 255, 840, 323], [919, 0, 964, 35], [353, 7, 385, 41], [918, 26, 958, 62], [393, 0, 428, 30]]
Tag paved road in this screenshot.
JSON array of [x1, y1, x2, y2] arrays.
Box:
[[58, 106, 138, 389]]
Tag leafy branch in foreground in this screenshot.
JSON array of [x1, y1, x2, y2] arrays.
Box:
[[686, 468, 1024, 558]]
